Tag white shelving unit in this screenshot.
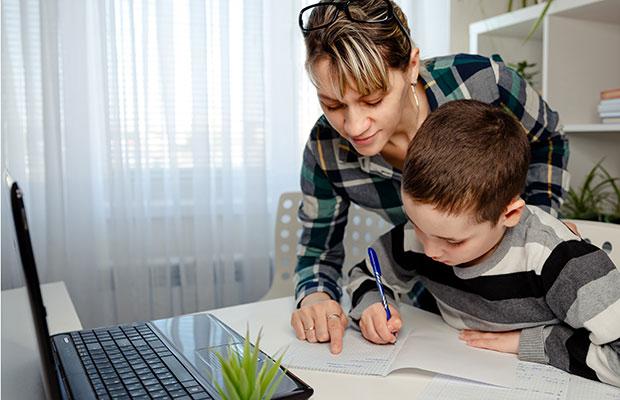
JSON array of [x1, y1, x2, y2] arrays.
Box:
[[470, 0, 620, 187]]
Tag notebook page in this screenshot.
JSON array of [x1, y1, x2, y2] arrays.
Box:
[[417, 374, 561, 400], [390, 304, 518, 387], [283, 328, 410, 376], [418, 360, 620, 400], [567, 375, 620, 400]]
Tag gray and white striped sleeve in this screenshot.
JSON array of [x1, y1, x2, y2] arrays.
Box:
[[519, 240, 620, 386]]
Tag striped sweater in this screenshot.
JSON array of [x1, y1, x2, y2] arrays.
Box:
[[348, 206, 620, 386]]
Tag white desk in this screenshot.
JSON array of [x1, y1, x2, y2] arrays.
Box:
[[1, 283, 434, 399], [1, 281, 82, 399]]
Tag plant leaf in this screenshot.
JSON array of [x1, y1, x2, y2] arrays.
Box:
[[524, 0, 553, 43], [259, 352, 285, 397]]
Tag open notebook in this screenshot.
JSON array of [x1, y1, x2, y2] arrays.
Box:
[[283, 303, 518, 388]]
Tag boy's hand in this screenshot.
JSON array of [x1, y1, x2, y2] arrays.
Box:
[[360, 303, 402, 344], [291, 292, 348, 354], [459, 329, 520, 354]]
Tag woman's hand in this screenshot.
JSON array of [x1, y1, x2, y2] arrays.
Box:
[[359, 303, 402, 345], [459, 329, 520, 354], [290, 292, 348, 354]]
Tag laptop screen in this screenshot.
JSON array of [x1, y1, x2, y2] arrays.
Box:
[[5, 174, 64, 400]]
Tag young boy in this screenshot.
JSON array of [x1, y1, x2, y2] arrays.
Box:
[[348, 100, 620, 386]]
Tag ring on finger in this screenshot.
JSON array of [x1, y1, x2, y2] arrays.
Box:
[[304, 326, 315, 332], [327, 313, 342, 320]]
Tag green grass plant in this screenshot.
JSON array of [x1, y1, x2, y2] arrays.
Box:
[[213, 328, 286, 400]]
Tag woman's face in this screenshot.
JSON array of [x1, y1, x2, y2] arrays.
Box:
[[312, 57, 414, 156]]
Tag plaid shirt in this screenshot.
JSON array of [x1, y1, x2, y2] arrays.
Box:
[[295, 53, 569, 305]]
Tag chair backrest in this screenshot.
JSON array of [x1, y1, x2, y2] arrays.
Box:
[[564, 219, 620, 266], [263, 192, 393, 300]]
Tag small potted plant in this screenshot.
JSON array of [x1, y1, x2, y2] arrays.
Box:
[[213, 328, 286, 400], [561, 160, 620, 224]]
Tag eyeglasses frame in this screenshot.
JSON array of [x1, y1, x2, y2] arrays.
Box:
[[298, 0, 412, 49]]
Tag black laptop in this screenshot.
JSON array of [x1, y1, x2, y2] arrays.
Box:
[[5, 174, 313, 400]]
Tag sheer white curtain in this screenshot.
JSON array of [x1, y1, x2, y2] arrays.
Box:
[[2, 0, 316, 328]]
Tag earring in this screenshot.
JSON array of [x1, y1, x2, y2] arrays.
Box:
[[411, 82, 420, 109]]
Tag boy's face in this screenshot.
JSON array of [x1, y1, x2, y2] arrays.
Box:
[[402, 194, 517, 267]]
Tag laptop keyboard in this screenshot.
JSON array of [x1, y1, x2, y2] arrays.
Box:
[[70, 323, 213, 399]]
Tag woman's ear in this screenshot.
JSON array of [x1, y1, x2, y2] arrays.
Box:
[[409, 47, 421, 83], [501, 197, 526, 228]]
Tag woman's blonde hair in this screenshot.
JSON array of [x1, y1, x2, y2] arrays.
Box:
[[303, 0, 414, 97]]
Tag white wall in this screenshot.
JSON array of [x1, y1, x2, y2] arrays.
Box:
[[401, 0, 508, 58], [403, 0, 451, 58], [450, 0, 508, 54]]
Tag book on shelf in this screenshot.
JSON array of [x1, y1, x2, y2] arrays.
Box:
[[602, 117, 620, 124], [598, 100, 620, 114], [600, 112, 620, 118], [601, 87, 620, 100]]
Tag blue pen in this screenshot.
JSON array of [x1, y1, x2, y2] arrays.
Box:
[[367, 247, 391, 320]]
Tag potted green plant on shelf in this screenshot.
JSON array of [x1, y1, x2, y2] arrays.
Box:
[[561, 160, 620, 224], [508, 60, 539, 87], [213, 328, 286, 400]]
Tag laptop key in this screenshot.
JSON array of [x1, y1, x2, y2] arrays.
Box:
[[148, 389, 168, 397], [164, 383, 183, 392], [186, 386, 205, 394], [141, 378, 159, 387], [128, 389, 148, 397], [123, 377, 140, 385], [168, 389, 188, 398], [191, 394, 212, 400], [161, 378, 178, 386], [125, 383, 144, 391], [115, 338, 132, 347], [86, 342, 101, 351], [181, 380, 199, 388]]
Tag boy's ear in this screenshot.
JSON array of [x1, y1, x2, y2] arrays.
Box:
[[501, 197, 526, 228]]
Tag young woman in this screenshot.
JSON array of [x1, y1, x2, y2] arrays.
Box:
[[290, 0, 568, 354]]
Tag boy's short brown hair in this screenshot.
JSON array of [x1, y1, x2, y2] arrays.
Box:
[[402, 99, 530, 224]]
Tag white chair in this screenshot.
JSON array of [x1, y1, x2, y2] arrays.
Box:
[[263, 192, 392, 300], [564, 219, 620, 265]]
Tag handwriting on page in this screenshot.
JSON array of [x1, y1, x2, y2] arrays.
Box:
[[283, 329, 406, 376], [418, 361, 620, 400]]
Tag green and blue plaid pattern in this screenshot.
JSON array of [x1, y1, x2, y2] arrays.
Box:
[[295, 54, 569, 306]]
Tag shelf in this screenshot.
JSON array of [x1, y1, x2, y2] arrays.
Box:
[[469, 0, 619, 48], [564, 124, 620, 133], [553, 0, 620, 24], [470, 3, 544, 42], [469, 0, 620, 189]]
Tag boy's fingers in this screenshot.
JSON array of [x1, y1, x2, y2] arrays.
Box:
[[387, 315, 402, 334], [465, 338, 498, 352], [372, 313, 396, 343], [460, 330, 498, 340], [364, 316, 386, 344]]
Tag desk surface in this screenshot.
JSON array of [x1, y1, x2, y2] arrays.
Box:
[[2, 281, 82, 400], [1, 283, 433, 399]]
